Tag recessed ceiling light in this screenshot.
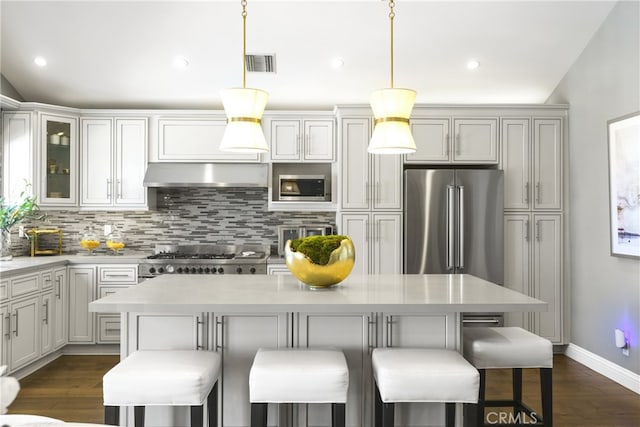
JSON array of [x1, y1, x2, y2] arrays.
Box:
[[467, 60, 480, 70], [331, 57, 344, 69], [173, 56, 190, 69], [34, 56, 47, 67]]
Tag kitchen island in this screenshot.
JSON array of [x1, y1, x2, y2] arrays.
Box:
[[89, 274, 546, 427]]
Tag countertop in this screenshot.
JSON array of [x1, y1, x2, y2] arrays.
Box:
[[89, 273, 548, 314], [0, 253, 150, 276]]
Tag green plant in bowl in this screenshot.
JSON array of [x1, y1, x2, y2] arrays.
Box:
[[285, 235, 355, 288]]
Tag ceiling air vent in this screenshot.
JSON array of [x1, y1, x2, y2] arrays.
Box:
[[245, 54, 276, 73]]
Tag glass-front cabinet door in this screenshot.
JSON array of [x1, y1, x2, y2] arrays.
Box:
[[39, 114, 78, 205]]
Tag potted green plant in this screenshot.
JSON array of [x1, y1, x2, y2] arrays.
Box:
[[0, 186, 42, 261], [284, 235, 355, 289]]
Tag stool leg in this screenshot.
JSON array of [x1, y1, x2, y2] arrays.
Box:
[[477, 369, 486, 426], [134, 406, 145, 427], [191, 405, 204, 427], [208, 381, 218, 427], [250, 403, 268, 427], [332, 403, 346, 427], [104, 405, 119, 425], [463, 403, 478, 427], [382, 402, 394, 427], [445, 402, 456, 427], [540, 368, 553, 427], [374, 383, 383, 427]]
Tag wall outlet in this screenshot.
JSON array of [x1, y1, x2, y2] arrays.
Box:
[[623, 347, 630, 357], [18, 225, 25, 237], [104, 224, 112, 236]]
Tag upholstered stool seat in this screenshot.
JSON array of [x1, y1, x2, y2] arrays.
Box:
[[0, 414, 63, 425], [372, 348, 479, 427], [463, 327, 553, 426], [249, 348, 349, 427], [103, 350, 221, 427]]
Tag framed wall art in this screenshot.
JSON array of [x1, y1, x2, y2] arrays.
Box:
[[607, 112, 640, 258]]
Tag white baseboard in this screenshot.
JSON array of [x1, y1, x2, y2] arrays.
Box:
[[565, 343, 640, 394]]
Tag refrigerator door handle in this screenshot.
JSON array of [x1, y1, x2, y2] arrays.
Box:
[[447, 185, 455, 270], [458, 185, 465, 270]]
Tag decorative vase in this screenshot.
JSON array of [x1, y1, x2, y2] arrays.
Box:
[[0, 229, 12, 261], [284, 237, 355, 289]]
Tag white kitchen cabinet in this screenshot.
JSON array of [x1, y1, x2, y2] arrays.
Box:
[[39, 113, 79, 206], [80, 117, 148, 208], [9, 271, 39, 299], [68, 266, 96, 343], [267, 117, 335, 162], [504, 213, 563, 343], [533, 119, 562, 210], [295, 312, 375, 427], [8, 294, 40, 371], [340, 118, 403, 211], [267, 264, 290, 275], [40, 291, 53, 356], [52, 267, 67, 350], [2, 111, 34, 203], [406, 117, 498, 164], [339, 213, 402, 275], [213, 312, 289, 427], [155, 117, 261, 162], [96, 286, 131, 344], [502, 118, 562, 211], [0, 304, 8, 366]]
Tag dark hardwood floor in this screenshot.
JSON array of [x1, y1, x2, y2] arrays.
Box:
[[7, 354, 640, 426]]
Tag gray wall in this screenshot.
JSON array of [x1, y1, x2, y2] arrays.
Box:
[[547, 1, 639, 374]]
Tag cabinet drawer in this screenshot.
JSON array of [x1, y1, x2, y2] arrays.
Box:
[[98, 285, 131, 299], [10, 273, 40, 298], [41, 270, 54, 289], [97, 314, 121, 343], [0, 280, 7, 300], [97, 266, 137, 284]]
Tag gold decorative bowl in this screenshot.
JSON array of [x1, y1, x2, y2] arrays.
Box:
[[284, 237, 355, 289]]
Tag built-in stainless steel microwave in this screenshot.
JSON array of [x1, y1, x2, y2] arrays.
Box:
[[277, 174, 330, 201]]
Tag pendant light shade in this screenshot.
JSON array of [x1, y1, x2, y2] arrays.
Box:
[[369, 87, 417, 154], [219, 87, 269, 153], [368, 0, 417, 155], [220, 0, 269, 153]]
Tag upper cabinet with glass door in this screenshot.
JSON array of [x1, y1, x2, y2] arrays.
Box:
[[39, 114, 78, 206]]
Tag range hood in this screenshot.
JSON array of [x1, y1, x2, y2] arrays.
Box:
[[143, 163, 268, 188]]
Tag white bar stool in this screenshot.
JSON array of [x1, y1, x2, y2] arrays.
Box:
[[103, 350, 221, 427], [463, 327, 553, 427], [372, 348, 479, 427], [249, 348, 349, 427]]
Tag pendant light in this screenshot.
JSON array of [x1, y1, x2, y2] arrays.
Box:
[[220, 0, 269, 153], [368, 0, 417, 154]]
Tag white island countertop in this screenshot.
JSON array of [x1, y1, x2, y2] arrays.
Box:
[[89, 273, 547, 314]]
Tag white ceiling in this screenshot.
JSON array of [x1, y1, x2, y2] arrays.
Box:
[[0, 0, 617, 110]]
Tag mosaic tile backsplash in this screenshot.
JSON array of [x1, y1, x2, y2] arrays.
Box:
[[10, 188, 336, 256]]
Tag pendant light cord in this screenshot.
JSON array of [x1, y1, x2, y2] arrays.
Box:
[[241, 0, 247, 89], [389, 0, 395, 89]]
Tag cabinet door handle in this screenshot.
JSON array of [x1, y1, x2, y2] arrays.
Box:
[[375, 220, 380, 242], [525, 220, 530, 242], [535, 220, 541, 242], [365, 181, 370, 203], [524, 182, 530, 204], [455, 133, 461, 156], [365, 219, 370, 242], [105, 273, 131, 278], [367, 315, 376, 354], [117, 179, 122, 199], [43, 300, 49, 325], [196, 315, 204, 350], [56, 278, 61, 299], [12, 311, 18, 337], [375, 183, 380, 205], [385, 315, 393, 348], [445, 134, 450, 156], [535, 182, 540, 204], [106, 179, 112, 198], [215, 316, 223, 351]]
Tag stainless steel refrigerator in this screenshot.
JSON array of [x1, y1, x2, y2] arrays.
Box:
[[404, 168, 504, 325]]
